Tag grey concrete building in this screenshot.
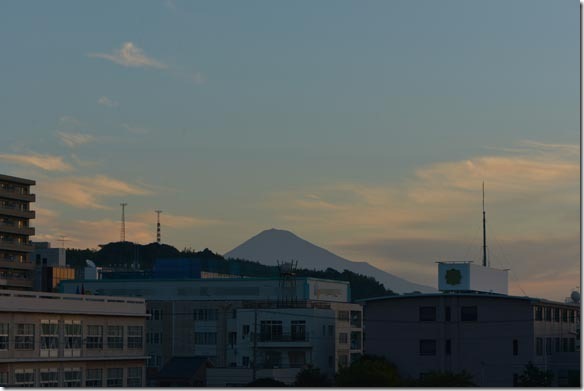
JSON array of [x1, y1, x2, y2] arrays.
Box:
[[361, 293, 580, 387], [0, 174, 36, 290]]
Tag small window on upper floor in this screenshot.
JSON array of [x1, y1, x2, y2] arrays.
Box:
[[419, 306, 436, 321], [460, 306, 478, 322]]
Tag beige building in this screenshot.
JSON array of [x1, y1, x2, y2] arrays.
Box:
[[0, 289, 148, 387], [0, 174, 36, 290]]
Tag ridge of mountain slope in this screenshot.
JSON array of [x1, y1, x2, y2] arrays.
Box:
[[224, 228, 436, 294]]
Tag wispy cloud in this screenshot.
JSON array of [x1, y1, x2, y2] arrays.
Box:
[[97, 96, 119, 107], [88, 42, 167, 69], [38, 175, 151, 209], [0, 153, 73, 172], [56, 131, 96, 148]]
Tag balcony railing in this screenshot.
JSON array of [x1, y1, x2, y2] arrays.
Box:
[[0, 240, 34, 252], [258, 332, 309, 343], [0, 205, 35, 219], [0, 189, 35, 202], [0, 259, 34, 270], [0, 222, 34, 236]]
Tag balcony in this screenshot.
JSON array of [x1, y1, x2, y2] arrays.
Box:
[[0, 222, 35, 236], [0, 277, 33, 289], [0, 259, 35, 270], [0, 240, 34, 252], [257, 333, 311, 348], [0, 189, 35, 202], [0, 206, 35, 219]]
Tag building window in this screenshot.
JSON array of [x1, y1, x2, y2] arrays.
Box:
[[15, 323, 35, 350], [534, 306, 543, 321], [291, 320, 306, 341], [242, 325, 250, 338], [14, 369, 35, 387], [445, 306, 451, 322], [350, 311, 362, 328], [569, 338, 575, 352], [0, 372, 8, 386], [40, 320, 59, 356], [350, 331, 362, 350], [445, 339, 451, 355], [153, 332, 160, 344], [546, 338, 552, 356], [328, 325, 334, 337], [562, 338, 568, 352], [419, 306, 436, 321], [86, 368, 103, 387], [228, 332, 237, 346], [86, 325, 103, 349], [339, 332, 348, 344], [107, 326, 124, 349], [338, 354, 349, 368], [242, 356, 250, 367], [536, 338, 543, 356], [194, 332, 217, 345], [555, 337, 561, 353], [193, 308, 218, 321], [562, 309, 568, 322], [39, 368, 59, 387], [127, 326, 143, 349], [263, 351, 282, 369], [0, 323, 8, 350], [289, 351, 306, 368], [260, 321, 283, 342], [513, 339, 519, 356], [106, 368, 123, 387], [337, 311, 350, 322], [554, 308, 560, 322], [152, 309, 162, 321], [420, 339, 437, 356], [544, 307, 552, 321], [460, 306, 478, 322], [64, 321, 82, 355], [63, 368, 81, 387], [127, 367, 142, 387]]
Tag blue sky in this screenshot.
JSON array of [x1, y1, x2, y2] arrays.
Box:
[[0, 0, 579, 300]]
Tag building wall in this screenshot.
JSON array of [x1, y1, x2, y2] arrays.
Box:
[[0, 290, 147, 387], [363, 294, 579, 387], [0, 174, 36, 290]]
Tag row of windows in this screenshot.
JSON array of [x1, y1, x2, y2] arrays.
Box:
[[534, 306, 579, 323], [148, 308, 220, 321], [419, 306, 478, 322], [0, 322, 143, 351], [0, 367, 142, 387], [535, 337, 578, 355], [336, 310, 363, 327]]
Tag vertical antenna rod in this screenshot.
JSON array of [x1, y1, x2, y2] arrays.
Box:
[[120, 202, 127, 242], [155, 210, 163, 244], [482, 182, 487, 267]]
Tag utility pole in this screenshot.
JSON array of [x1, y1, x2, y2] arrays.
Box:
[[252, 306, 258, 381], [59, 235, 70, 248], [120, 202, 127, 242], [155, 210, 163, 244], [482, 182, 487, 267]]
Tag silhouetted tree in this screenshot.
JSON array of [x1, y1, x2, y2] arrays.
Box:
[[245, 377, 287, 387], [409, 370, 476, 387], [335, 355, 401, 387], [294, 366, 331, 387], [516, 361, 553, 387]]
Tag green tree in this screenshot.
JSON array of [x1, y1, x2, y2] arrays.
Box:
[[294, 366, 331, 387], [335, 355, 401, 387], [516, 361, 554, 387], [412, 371, 476, 387]]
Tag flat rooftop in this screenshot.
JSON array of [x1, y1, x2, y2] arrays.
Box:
[[0, 174, 36, 185]]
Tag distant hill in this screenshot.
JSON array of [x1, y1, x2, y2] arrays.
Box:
[[224, 228, 436, 294]]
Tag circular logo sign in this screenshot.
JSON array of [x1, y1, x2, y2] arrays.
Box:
[[445, 268, 462, 285]]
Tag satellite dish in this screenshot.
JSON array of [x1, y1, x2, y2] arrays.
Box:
[[570, 291, 580, 303], [85, 260, 96, 268]]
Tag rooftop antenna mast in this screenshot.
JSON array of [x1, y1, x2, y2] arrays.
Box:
[[482, 182, 488, 267], [59, 235, 70, 249], [155, 210, 163, 244], [120, 202, 127, 242]]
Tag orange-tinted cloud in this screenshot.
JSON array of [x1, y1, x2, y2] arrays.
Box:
[[0, 153, 73, 172]]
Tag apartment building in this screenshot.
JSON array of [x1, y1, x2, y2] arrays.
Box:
[[0, 174, 36, 290], [360, 261, 580, 387], [59, 277, 363, 385], [0, 289, 148, 387]]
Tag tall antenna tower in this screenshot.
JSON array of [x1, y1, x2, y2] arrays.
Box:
[[59, 235, 70, 248], [482, 182, 487, 267], [155, 210, 163, 244], [120, 202, 127, 242]]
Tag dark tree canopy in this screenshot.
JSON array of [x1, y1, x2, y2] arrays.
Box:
[[335, 355, 401, 387], [516, 361, 554, 387], [293, 366, 331, 387], [245, 377, 287, 387]]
